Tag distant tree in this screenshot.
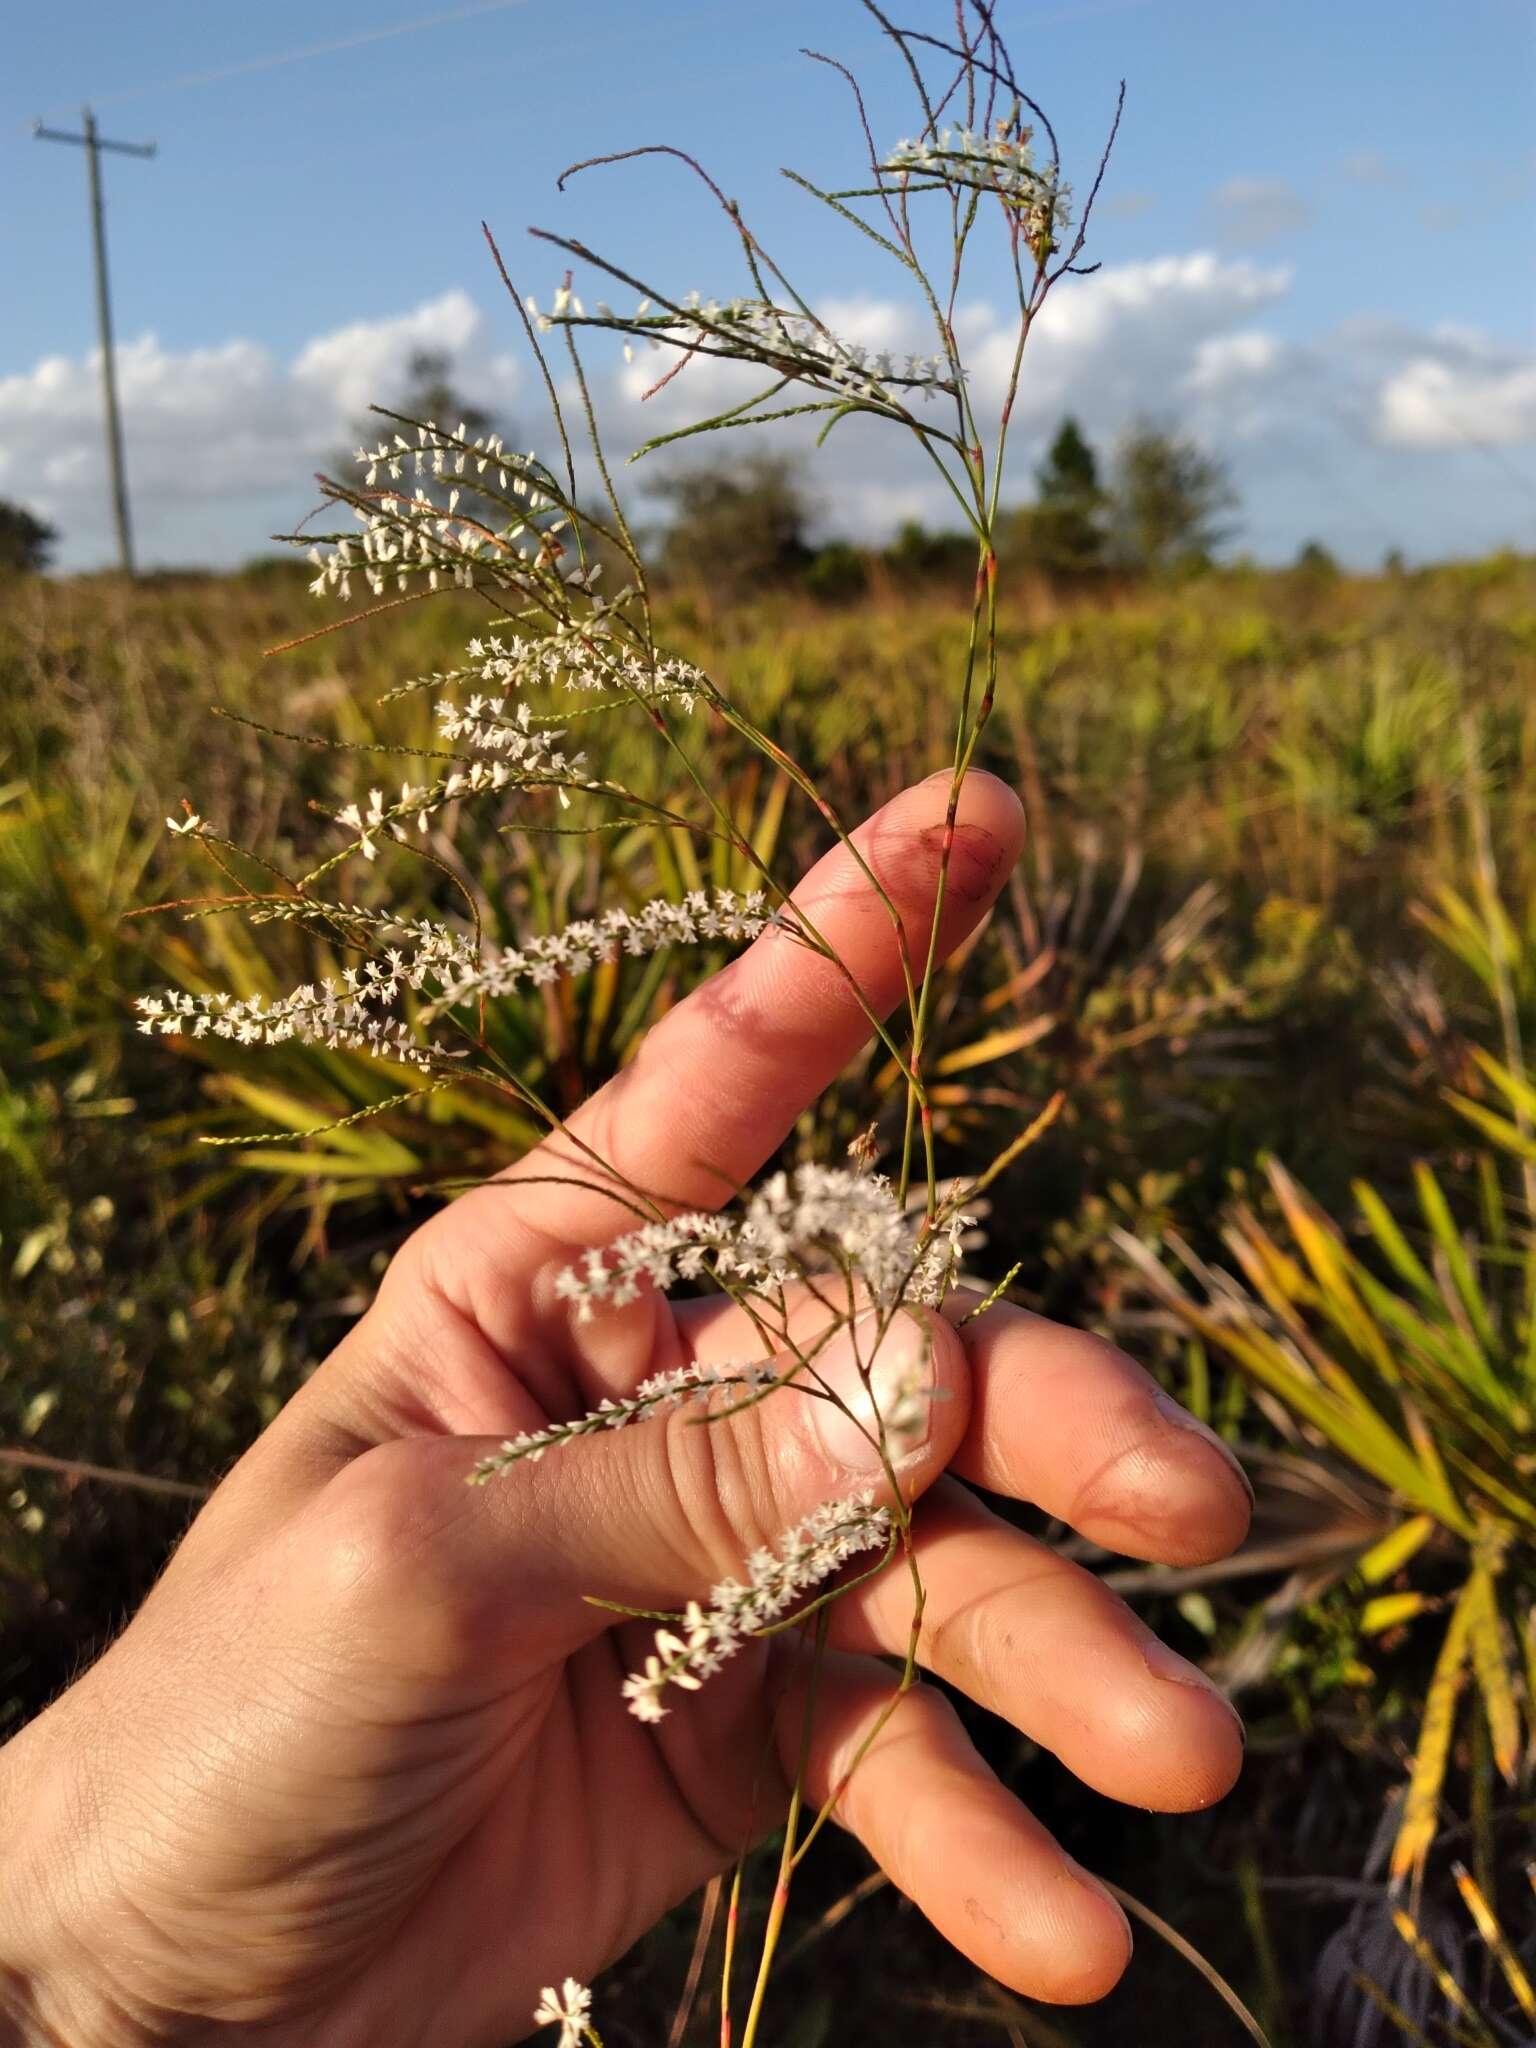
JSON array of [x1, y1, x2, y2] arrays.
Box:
[[803, 540, 868, 604], [393, 350, 498, 439], [1108, 420, 1237, 575], [883, 519, 975, 583], [1018, 417, 1109, 576], [1293, 538, 1339, 579], [0, 500, 58, 575], [333, 350, 504, 481], [653, 455, 811, 597]]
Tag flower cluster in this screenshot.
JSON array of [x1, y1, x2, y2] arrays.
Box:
[[305, 482, 597, 605], [244, 901, 460, 946], [134, 931, 476, 1072], [336, 742, 582, 861], [621, 1495, 892, 1722], [142, 884, 770, 1074], [306, 500, 512, 601], [396, 632, 705, 713], [354, 422, 535, 491], [428, 888, 770, 1013], [553, 1164, 972, 1320], [435, 695, 588, 773], [537, 287, 956, 406], [469, 1359, 782, 1481], [746, 1166, 969, 1309], [532, 1978, 593, 2048], [884, 125, 1070, 216]]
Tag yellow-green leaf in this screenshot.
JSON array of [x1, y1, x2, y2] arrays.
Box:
[[1357, 1514, 1437, 1585], [1414, 1161, 1496, 1354], [1361, 1592, 1432, 1635], [934, 1015, 1057, 1074], [1391, 1578, 1474, 1883], [1453, 1863, 1536, 2021], [1390, 1907, 1497, 2044], [1463, 1566, 1521, 1783]]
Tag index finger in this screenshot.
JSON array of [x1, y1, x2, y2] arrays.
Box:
[[410, 770, 1024, 1343]]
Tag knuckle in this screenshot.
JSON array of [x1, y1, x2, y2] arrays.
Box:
[[1066, 1403, 1174, 1534], [657, 1390, 783, 1585], [295, 1444, 476, 1669], [921, 1549, 1055, 1678]]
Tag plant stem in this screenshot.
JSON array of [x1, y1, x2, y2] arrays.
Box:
[[739, 1608, 831, 2048]]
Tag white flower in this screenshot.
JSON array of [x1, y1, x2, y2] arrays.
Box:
[[140, 886, 769, 1073], [308, 433, 569, 601], [533, 1977, 592, 2046], [133, 923, 476, 1071], [553, 1164, 972, 1320], [548, 286, 955, 404], [165, 812, 208, 836], [386, 633, 707, 713], [333, 742, 580, 862], [469, 1359, 782, 1481], [434, 697, 586, 783], [881, 124, 1071, 229], [621, 1496, 892, 1722], [428, 888, 769, 1017]]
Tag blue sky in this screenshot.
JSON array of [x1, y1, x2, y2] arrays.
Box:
[[7, 0, 1535, 569]]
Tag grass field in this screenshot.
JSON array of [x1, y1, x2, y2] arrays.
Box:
[[3, 553, 1535, 2043]]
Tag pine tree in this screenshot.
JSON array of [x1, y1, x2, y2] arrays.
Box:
[[1016, 418, 1108, 577], [0, 500, 57, 575]]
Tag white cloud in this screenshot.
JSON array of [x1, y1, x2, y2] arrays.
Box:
[[968, 253, 1290, 421], [1341, 150, 1393, 187], [0, 289, 517, 564], [599, 255, 1295, 542], [605, 259, 1536, 565], [1184, 331, 1286, 393], [3, 258, 1533, 572], [291, 289, 483, 418], [1378, 352, 1536, 448], [1212, 177, 1312, 246]]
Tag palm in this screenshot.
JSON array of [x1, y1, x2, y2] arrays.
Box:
[[250, 1290, 795, 2044]]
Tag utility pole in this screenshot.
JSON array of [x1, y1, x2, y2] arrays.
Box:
[[34, 109, 156, 577]]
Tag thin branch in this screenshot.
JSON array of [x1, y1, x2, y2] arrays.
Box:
[[0, 1447, 209, 1503]]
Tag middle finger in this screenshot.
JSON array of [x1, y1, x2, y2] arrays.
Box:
[[679, 1289, 1252, 1566], [828, 1476, 1245, 1813]]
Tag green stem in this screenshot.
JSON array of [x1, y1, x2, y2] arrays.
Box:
[[719, 1856, 744, 2048], [739, 1608, 831, 2048]]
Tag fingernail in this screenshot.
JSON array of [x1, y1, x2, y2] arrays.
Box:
[[810, 1311, 935, 1472], [1141, 1636, 1246, 1744], [1152, 1390, 1254, 1506]]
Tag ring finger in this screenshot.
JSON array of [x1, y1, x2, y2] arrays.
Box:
[[826, 1476, 1245, 1813], [778, 1643, 1134, 2004]]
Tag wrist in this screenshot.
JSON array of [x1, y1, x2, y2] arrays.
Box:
[[0, 1713, 159, 2048], [0, 1958, 152, 2048]]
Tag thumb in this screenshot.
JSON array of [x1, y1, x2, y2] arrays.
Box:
[[311, 1309, 970, 1677]]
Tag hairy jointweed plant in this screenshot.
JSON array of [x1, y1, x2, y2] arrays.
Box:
[[135, 6, 1147, 2040]]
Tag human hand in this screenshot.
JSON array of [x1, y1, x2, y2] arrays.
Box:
[[0, 772, 1250, 2047]]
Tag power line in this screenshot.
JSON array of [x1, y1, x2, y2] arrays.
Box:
[[34, 109, 156, 577], [88, 0, 534, 109]]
